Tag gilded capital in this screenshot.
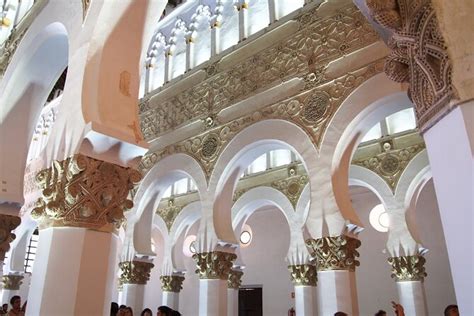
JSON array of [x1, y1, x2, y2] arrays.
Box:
[[288, 264, 317, 287], [119, 261, 154, 285], [228, 269, 244, 289], [0, 215, 21, 262], [160, 275, 185, 292], [32, 154, 141, 232], [193, 251, 237, 280], [2, 275, 23, 290], [306, 235, 361, 271], [388, 255, 427, 282]]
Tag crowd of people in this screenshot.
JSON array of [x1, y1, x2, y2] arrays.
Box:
[[334, 302, 460, 316], [110, 303, 181, 316], [0, 296, 26, 316]]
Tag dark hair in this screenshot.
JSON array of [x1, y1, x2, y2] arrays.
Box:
[[171, 311, 182, 316], [157, 306, 173, 316], [334, 313, 348, 316], [111, 302, 119, 316], [125, 306, 133, 316], [120, 305, 127, 309], [10, 296, 20, 306], [444, 305, 458, 316], [375, 310, 387, 316], [141, 308, 153, 316]]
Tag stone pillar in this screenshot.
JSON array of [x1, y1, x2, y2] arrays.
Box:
[[160, 274, 185, 310], [119, 260, 154, 313], [388, 255, 428, 316], [235, 1, 248, 41], [0, 215, 21, 278], [26, 154, 140, 316], [193, 251, 236, 316], [307, 235, 361, 315], [288, 264, 317, 316], [1, 274, 24, 303], [227, 269, 243, 316]]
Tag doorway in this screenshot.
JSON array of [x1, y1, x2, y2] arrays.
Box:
[[239, 286, 263, 316]]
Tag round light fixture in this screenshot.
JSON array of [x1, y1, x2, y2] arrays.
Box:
[[369, 204, 389, 233], [183, 235, 197, 257], [240, 231, 252, 244]]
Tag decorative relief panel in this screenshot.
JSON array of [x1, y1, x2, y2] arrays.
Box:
[[288, 264, 317, 286], [0, 215, 21, 262], [306, 235, 361, 271], [32, 154, 141, 232], [139, 3, 378, 140], [388, 254, 427, 282], [193, 251, 236, 280], [1, 275, 23, 290], [366, 0, 454, 130], [160, 275, 185, 292], [227, 269, 244, 289], [119, 261, 154, 285], [156, 198, 184, 231]]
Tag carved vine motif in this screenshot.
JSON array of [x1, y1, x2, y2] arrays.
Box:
[[388, 255, 427, 282], [366, 0, 454, 130], [228, 269, 244, 289], [288, 264, 317, 286], [306, 235, 361, 271], [0, 215, 21, 262], [1, 275, 23, 290], [139, 3, 378, 140], [352, 142, 425, 192], [160, 275, 185, 292], [119, 261, 155, 285], [31, 154, 141, 232], [156, 199, 184, 231], [193, 251, 236, 280]]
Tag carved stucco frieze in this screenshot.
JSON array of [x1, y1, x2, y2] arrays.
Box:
[[1, 275, 23, 290], [31, 154, 141, 232], [156, 198, 184, 231], [306, 235, 361, 271], [352, 142, 425, 192], [0, 215, 21, 262], [193, 251, 236, 280], [139, 4, 378, 140], [228, 269, 244, 289], [288, 264, 317, 287], [160, 275, 185, 292], [119, 261, 155, 285], [388, 254, 427, 282], [366, 0, 455, 130]]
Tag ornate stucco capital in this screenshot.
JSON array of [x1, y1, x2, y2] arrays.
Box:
[[306, 235, 361, 271], [228, 269, 244, 289], [31, 154, 141, 232], [160, 275, 185, 293], [119, 261, 154, 285], [2, 275, 24, 290], [288, 264, 317, 287], [193, 251, 237, 280], [366, 0, 455, 131], [0, 215, 21, 262], [388, 255, 427, 282]]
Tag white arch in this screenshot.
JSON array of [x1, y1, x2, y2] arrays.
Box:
[[349, 165, 393, 203]]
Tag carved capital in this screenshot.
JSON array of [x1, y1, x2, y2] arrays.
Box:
[[119, 261, 154, 285], [32, 154, 141, 232], [193, 251, 237, 280], [288, 264, 317, 286], [366, 0, 455, 130], [2, 275, 23, 290], [160, 275, 185, 292], [0, 215, 21, 262], [306, 235, 361, 271], [228, 269, 244, 289], [388, 255, 427, 282]]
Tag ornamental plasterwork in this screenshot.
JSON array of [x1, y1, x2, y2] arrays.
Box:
[[306, 235, 361, 271], [160, 275, 185, 292], [31, 154, 141, 232], [119, 261, 155, 285], [156, 198, 184, 231], [193, 251, 236, 280], [139, 3, 378, 140], [366, 0, 454, 130], [352, 142, 425, 192], [0, 215, 21, 262], [288, 264, 317, 287], [388, 254, 427, 282], [227, 269, 244, 289], [139, 60, 385, 178], [1, 275, 23, 290]]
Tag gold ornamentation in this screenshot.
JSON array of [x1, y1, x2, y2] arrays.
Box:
[[1, 275, 23, 290], [156, 199, 184, 231], [302, 91, 330, 123], [160, 275, 185, 292], [366, 0, 455, 130], [119, 261, 155, 285], [0, 215, 21, 262], [201, 133, 220, 159], [227, 269, 244, 289], [82, 0, 91, 20], [352, 142, 425, 192], [288, 264, 317, 286], [193, 251, 237, 280], [271, 175, 309, 207], [31, 154, 141, 232], [388, 255, 427, 282], [306, 235, 361, 271]]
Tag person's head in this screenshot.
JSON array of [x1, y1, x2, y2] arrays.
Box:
[[170, 311, 181, 316], [334, 312, 348, 316], [141, 308, 153, 316], [10, 296, 20, 311], [444, 305, 459, 316], [111, 302, 119, 316], [375, 310, 387, 316], [1, 304, 7, 312], [124, 306, 133, 316], [117, 306, 127, 316], [157, 306, 173, 316]]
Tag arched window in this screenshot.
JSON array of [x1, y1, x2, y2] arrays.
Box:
[[190, 5, 212, 67], [169, 19, 188, 79], [216, 0, 239, 52], [246, 0, 270, 36]]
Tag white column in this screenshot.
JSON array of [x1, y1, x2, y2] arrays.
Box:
[[396, 281, 428, 316], [268, 0, 277, 22], [122, 284, 145, 312], [27, 227, 119, 316], [199, 279, 228, 316], [160, 274, 184, 310], [164, 52, 171, 83], [237, 2, 248, 41], [423, 102, 473, 314], [295, 286, 316, 316], [227, 288, 239, 316], [162, 291, 180, 310], [119, 260, 154, 313], [211, 25, 220, 56], [317, 270, 358, 315], [186, 37, 193, 71]]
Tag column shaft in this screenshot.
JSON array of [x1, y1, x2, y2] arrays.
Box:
[[227, 288, 238, 316], [122, 284, 146, 313], [396, 281, 428, 316], [199, 279, 227, 316], [295, 286, 316, 316], [162, 291, 179, 310], [317, 270, 358, 315]]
